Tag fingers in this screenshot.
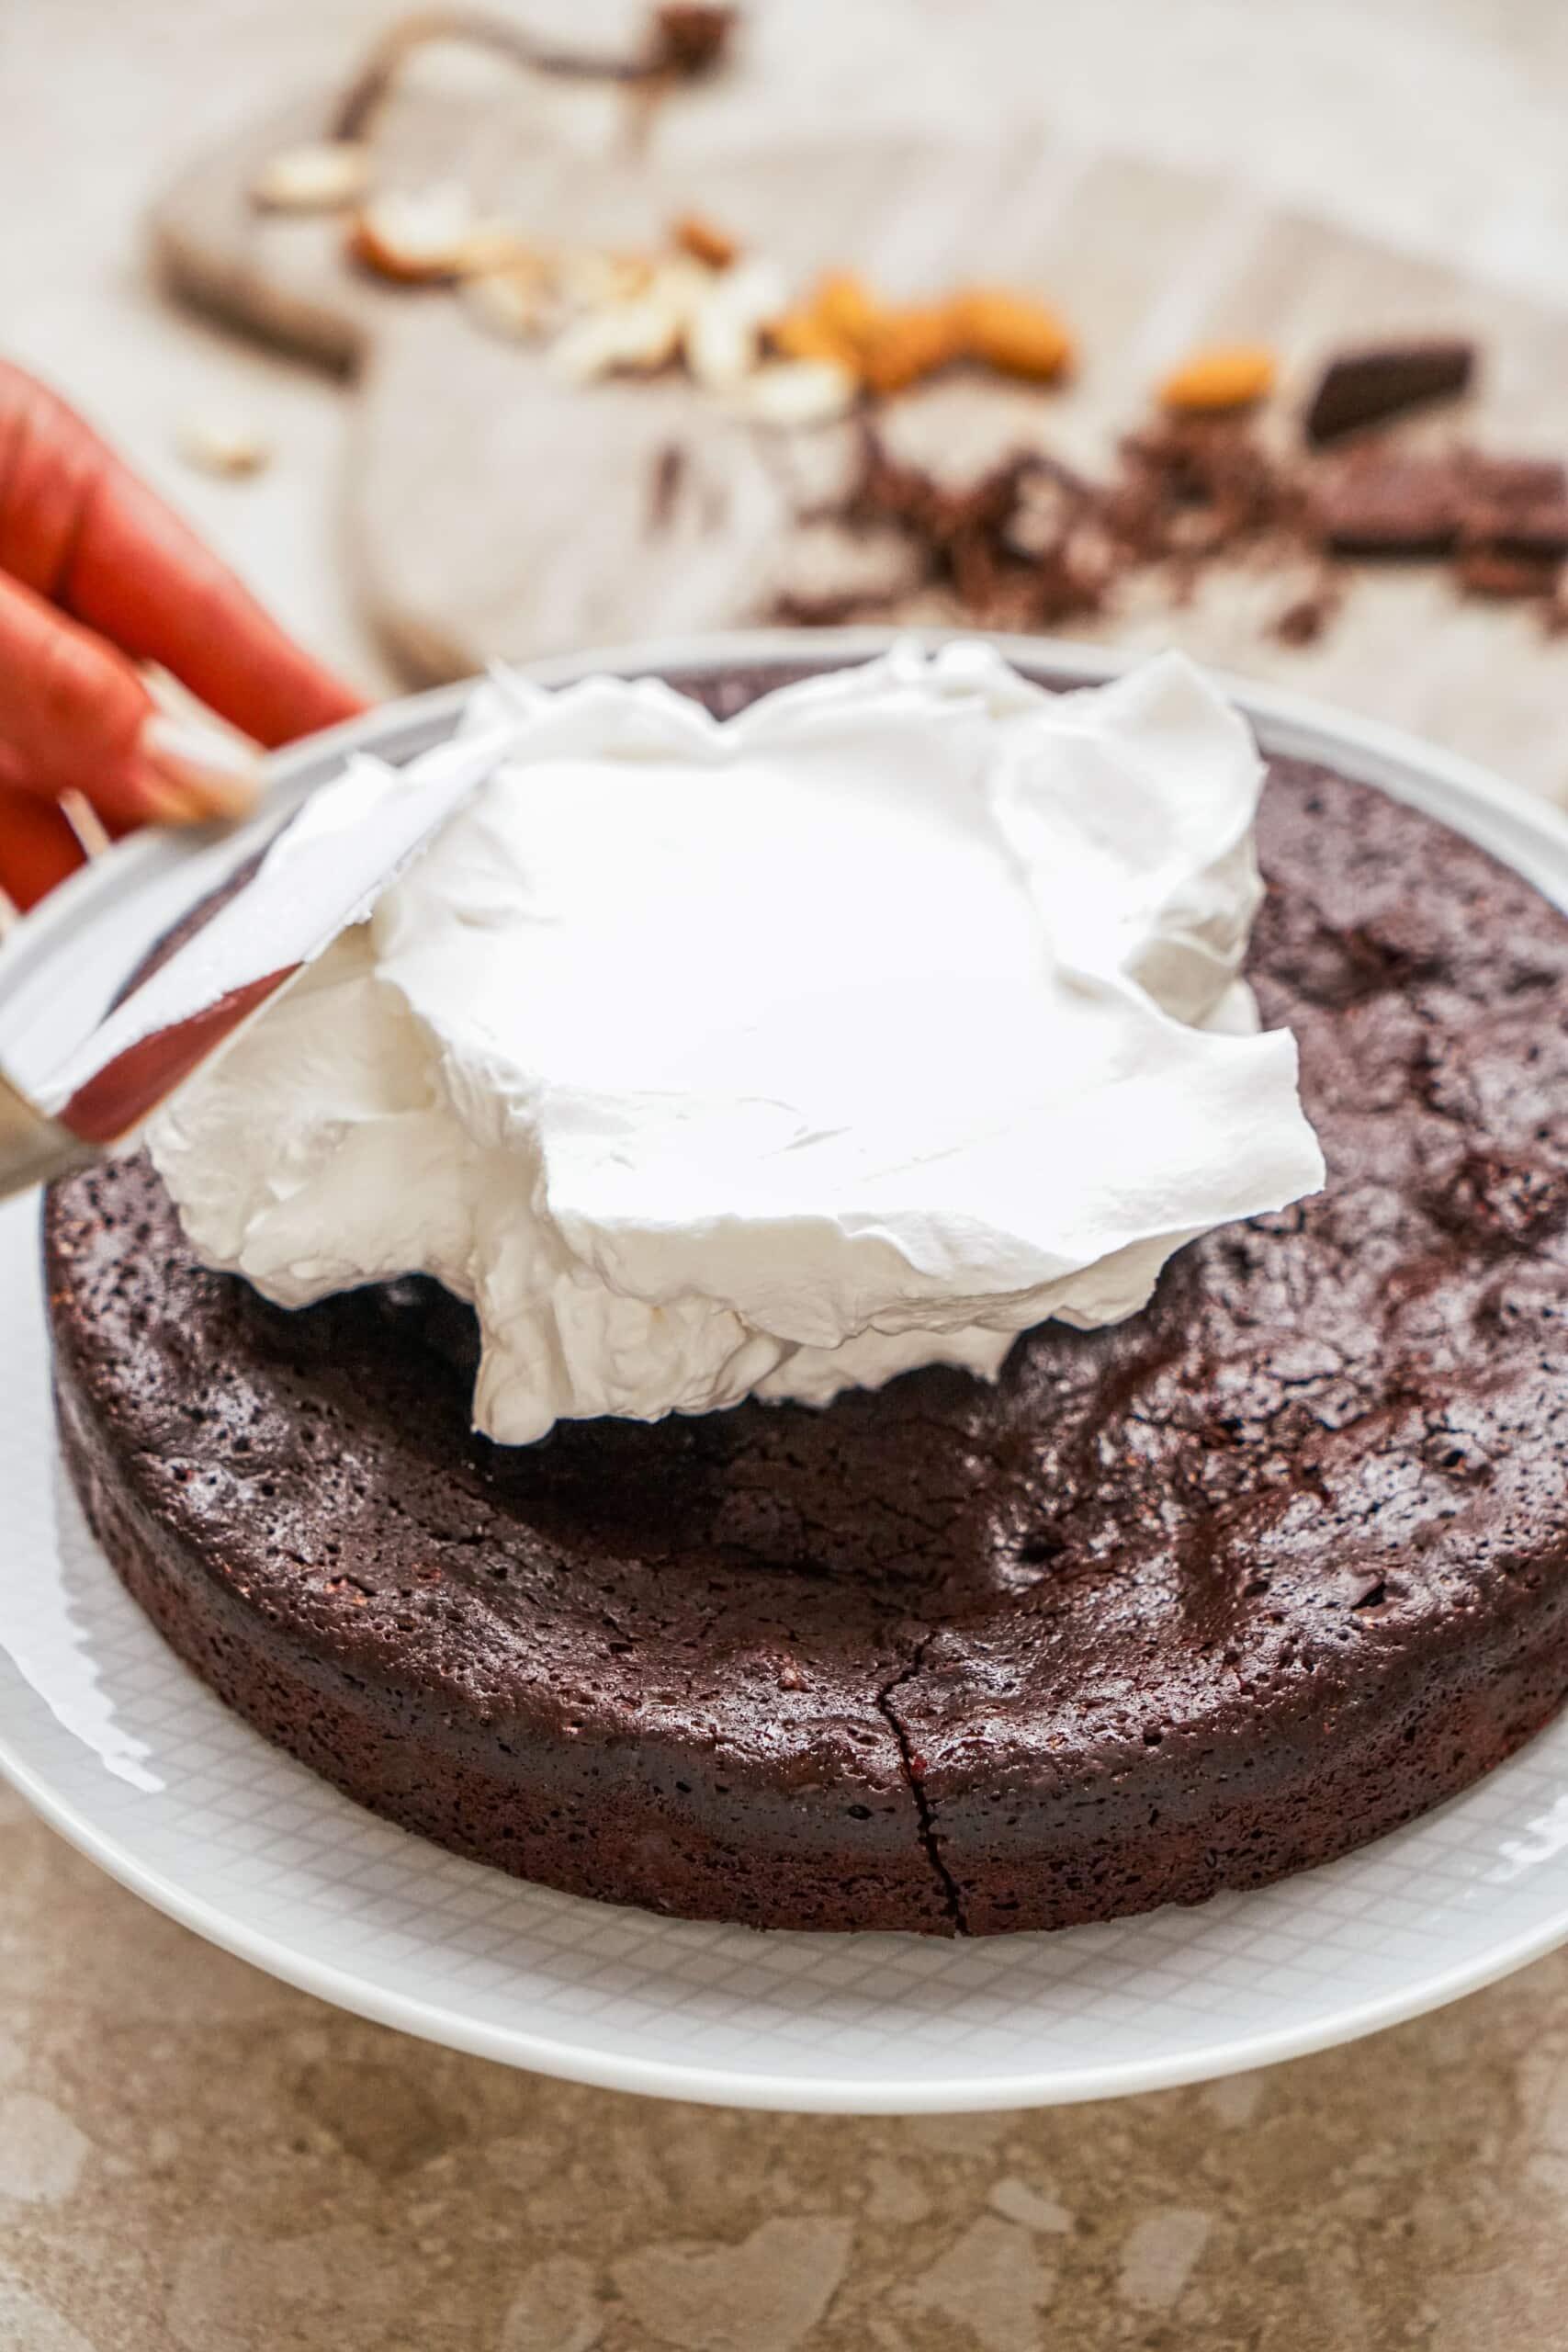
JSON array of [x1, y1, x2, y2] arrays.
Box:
[[0, 780, 85, 913], [0, 360, 367, 749], [0, 568, 262, 831]]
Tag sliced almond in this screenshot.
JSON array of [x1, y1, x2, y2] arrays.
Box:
[[682, 258, 787, 390], [556, 248, 658, 310], [176, 414, 273, 477], [347, 184, 507, 284], [251, 141, 371, 214], [731, 359, 858, 427], [549, 293, 685, 382], [454, 225, 533, 278], [463, 266, 547, 340], [685, 300, 757, 391]]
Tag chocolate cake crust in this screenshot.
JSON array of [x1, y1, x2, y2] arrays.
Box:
[[43, 664, 1568, 1934]]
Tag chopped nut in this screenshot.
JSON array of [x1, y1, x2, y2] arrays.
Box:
[[550, 290, 685, 381], [814, 270, 879, 345], [952, 288, 1074, 383], [673, 211, 740, 270], [857, 303, 962, 396], [250, 140, 371, 214], [730, 358, 859, 426], [773, 272, 1066, 401], [682, 258, 787, 390], [770, 307, 856, 368], [347, 184, 515, 283], [556, 248, 657, 308], [1158, 344, 1277, 414], [463, 266, 547, 340], [176, 414, 272, 477], [453, 223, 533, 279], [684, 302, 754, 389]]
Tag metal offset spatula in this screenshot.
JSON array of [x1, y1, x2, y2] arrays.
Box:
[[0, 725, 514, 1201]]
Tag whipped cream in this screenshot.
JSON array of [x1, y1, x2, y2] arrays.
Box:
[[150, 641, 1325, 1442]]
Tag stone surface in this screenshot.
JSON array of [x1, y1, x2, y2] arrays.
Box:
[[13, 3, 1568, 2347]]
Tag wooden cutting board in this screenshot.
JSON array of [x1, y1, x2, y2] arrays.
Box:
[[152, 48, 1568, 802]]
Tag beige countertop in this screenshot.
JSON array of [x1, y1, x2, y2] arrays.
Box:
[[9, 4, 1568, 2344]]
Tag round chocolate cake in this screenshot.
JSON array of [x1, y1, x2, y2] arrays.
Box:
[[44, 662, 1568, 1935]]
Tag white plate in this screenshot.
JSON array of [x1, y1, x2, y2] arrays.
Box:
[[6, 628, 1568, 2115]]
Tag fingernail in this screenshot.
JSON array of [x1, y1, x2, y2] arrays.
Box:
[[138, 713, 263, 824]]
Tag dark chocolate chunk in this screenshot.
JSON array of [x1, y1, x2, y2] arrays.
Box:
[[1463, 500, 1568, 560], [1458, 451, 1568, 505], [646, 442, 686, 535], [1303, 338, 1475, 446], [1456, 546, 1561, 600], [769, 345, 1568, 658], [1270, 583, 1339, 646], [1311, 453, 1465, 555]]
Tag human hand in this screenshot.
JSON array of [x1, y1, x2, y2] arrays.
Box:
[[0, 360, 366, 912]]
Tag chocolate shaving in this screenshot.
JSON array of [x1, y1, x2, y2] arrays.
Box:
[[1303, 338, 1474, 447], [771, 364, 1564, 646], [1457, 548, 1562, 600], [647, 441, 686, 534], [1270, 582, 1340, 647], [771, 586, 895, 628]]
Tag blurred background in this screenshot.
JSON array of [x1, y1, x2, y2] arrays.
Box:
[[14, 0, 1568, 708]]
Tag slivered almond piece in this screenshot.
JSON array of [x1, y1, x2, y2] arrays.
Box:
[[463, 266, 547, 340], [453, 224, 533, 279], [730, 358, 858, 426], [673, 212, 740, 269], [952, 287, 1073, 383], [251, 141, 371, 213], [556, 249, 657, 308], [176, 414, 272, 477], [683, 258, 787, 390], [1159, 344, 1277, 413], [347, 185, 515, 284], [550, 292, 685, 381]]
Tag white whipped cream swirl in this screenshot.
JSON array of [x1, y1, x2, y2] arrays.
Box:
[[150, 641, 1325, 1442]]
